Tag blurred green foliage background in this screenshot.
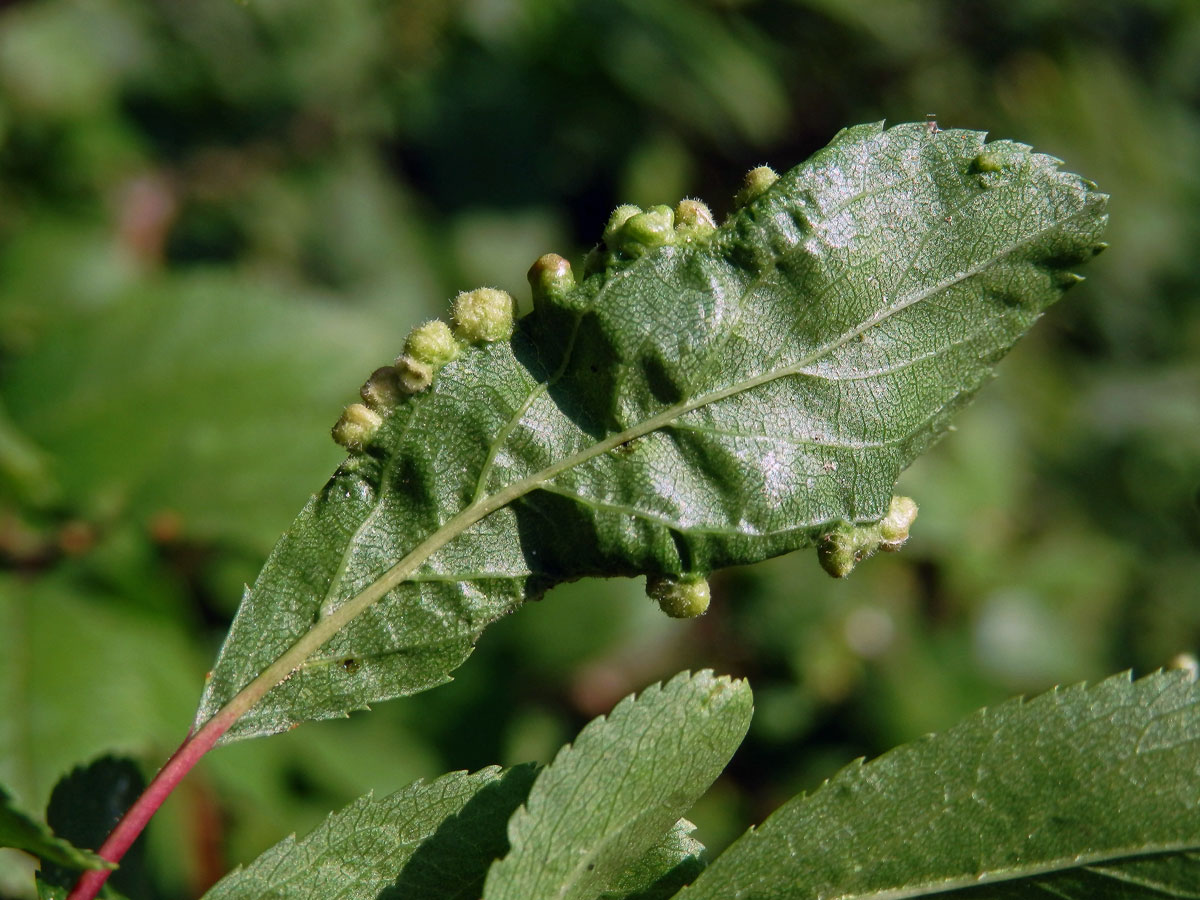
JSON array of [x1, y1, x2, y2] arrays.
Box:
[[1, 0, 1197, 897]]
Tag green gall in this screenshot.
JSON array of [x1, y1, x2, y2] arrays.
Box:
[[332, 403, 382, 452], [360, 366, 403, 412], [646, 574, 710, 619], [733, 165, 778, 209], [404, 319, 460, 368], [528, 253, 574, 307], [395, 355, 434, 393], [971, 152, 1005, 174], [603, 204, 643, 246], [620, 205, 675, 253], [878, 495, 918, 551], [674, 199, 716, 240], [971, 152, 1010, 190], [817, 525, 870, 578], [451, 287, 515, 343], [819, 495, 919, 576]]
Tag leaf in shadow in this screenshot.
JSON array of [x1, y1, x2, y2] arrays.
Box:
[[41, 757, 154, 900], [203, 765, 535, 900]]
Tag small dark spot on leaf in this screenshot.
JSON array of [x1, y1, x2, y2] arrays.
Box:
[[586, 863, 595, 871], [342, 658, 360, 674]]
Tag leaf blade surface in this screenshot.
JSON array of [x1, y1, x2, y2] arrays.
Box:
[[678, 670, 1200, 900], [483, 670, 751, 900], [195, 122, 1108, 741], [600, 818, 706, 900], [202, 765, 537, 900]]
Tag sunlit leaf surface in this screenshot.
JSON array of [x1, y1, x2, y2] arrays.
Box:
[[484, 671, 750, 900], [195, 122, 1108, 741], [680, 670, 1200, 900]]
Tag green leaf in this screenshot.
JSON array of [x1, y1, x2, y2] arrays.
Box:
[[678, 670, 1200, 900], [0, 396, 58, 508], [483, 671, 751, 900], [203, 765, 537, 900], [598, 818, 705, 900], [0, 785, 110, 871], [195, 121, 1108, 741], [202, 676, 729, 900]]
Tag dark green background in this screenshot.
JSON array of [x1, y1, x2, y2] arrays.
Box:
[[1, 1, 1197, 897]]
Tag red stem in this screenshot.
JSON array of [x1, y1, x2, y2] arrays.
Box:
[[63, 451, 508, 899], [66, 709, 236, 900]]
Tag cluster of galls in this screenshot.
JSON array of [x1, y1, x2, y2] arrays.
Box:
[[333, 164, 788, 452], [583, 167, 778, 274], [818, 496, 919, 578], [331, 287, 517, 452], [331, 165, 906, 621]]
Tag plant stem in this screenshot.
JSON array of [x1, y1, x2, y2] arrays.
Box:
[[65, 721, 224, 900]]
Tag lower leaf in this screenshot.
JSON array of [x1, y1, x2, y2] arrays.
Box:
[[202, 765, 536, 900], [678, 670, 1200, 900], [484, 670, 752, 900]]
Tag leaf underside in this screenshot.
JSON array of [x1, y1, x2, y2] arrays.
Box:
[[679, 670, 1200, 900], [483, 671, 751, 900], [195, 121, 1108, 741]]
